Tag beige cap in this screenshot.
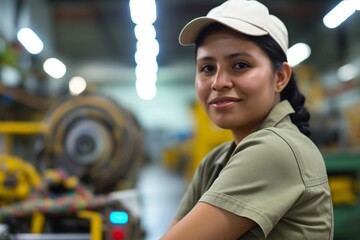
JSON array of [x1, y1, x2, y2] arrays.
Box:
[[179, 0, 288, 54]]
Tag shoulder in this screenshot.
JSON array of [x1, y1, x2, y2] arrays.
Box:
[[205, 141, 233, 159], [232, 127, 327, 183], [237, 126, 316, 156], [235, 127, 296, 155], [196, 141, 234, 173], [231, 128, 304, 173]]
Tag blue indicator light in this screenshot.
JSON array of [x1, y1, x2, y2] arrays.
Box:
[[110, 211, 129, 224]]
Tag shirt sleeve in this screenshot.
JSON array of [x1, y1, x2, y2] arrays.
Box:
[[175, 142, 232, 220], [175, 156, 207, 220], [199, 129, 305, 237]]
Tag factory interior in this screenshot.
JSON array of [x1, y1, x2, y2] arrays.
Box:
[[0, 0, 360, 239]]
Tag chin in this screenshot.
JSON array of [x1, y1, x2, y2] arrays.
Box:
[[210, 114, 237, 129], [212, 121, 234, 130]]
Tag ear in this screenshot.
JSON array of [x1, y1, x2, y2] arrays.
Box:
[[275, 62, 291, 93]]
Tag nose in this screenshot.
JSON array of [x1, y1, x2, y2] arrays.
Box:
[[211, 70, 233, 90]]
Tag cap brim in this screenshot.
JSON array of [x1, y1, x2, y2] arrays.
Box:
[[179, 16, 268, 46]]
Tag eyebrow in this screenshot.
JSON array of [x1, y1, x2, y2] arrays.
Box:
[[196, 52, 253, 62]]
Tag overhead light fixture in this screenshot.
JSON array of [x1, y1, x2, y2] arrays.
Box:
[[1, 65, 21, 87], [349, 0, 360, 10], [134, 24, 156, 40], [323, 0, 358, 29], [69, 76, 87, 95], [129, 0, 159, 101], [43, 58, 66, 79], [287, 43, 311, 67], [129, 0, 156, 25], [17, 28, 44, 54], [136, 79, 157, 100], [135, 64, 158, 82], [336, 63, 359, 82]]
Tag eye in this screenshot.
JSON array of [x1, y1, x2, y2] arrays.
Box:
[[234, 62, 250, 70], [200, 64, 215, 73]]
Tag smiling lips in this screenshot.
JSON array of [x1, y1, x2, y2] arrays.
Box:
[[209, 96, 241, 108]]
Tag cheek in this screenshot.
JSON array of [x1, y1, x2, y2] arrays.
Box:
[[237, 78, 263, 95], [239, 75, 275, 97], [195, 79, 209, 99], [195, 79, 211, 111]]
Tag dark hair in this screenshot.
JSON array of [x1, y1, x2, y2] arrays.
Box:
[[195, 23, 311, 137]]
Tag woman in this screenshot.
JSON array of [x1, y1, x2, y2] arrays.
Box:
[[161, 0, 333, 239]]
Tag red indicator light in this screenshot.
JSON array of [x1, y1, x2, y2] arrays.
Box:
[[112, 228, 125, 240]]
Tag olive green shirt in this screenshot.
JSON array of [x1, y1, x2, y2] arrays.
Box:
[[175, 100, 334, 239]]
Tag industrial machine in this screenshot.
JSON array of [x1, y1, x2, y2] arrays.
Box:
[[0, 167, 143, 240], [0, 93, 145, 239], [0, 155, 41, 207], [40, 93, 144, 193], [325, 152, 360, 240]]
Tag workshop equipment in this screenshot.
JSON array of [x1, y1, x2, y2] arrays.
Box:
[[41, 94, 144, 193], [0, 154, 41, 206], [325, 152, 360, 239], [0, 169, 142, 240]]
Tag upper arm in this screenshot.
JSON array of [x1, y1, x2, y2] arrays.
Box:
[[161, 202, 256, 240], [168, 219, 179, 230]]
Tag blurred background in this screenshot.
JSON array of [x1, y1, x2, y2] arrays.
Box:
[[0, 0, 359, 239]]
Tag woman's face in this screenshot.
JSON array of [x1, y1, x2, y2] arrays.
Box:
[[195, 28, 284, 143]]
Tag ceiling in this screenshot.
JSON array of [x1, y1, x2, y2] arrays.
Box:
[[40, 0, 360, 86]]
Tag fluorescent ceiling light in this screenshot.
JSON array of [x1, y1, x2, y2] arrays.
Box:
[[348, 0, 360, 10], [130, 0, 158, 100], [69, 76, 87, 95], [336, 63, 359, 82], [134, 24, 156, 40], [1, 65, 21, 87], [287, 43, 311, 67], [17, 28, 44, 54], [136, 80, 157, 100], [129, 0, 156, 25], [323, 0, 356, 28], [136, 63, 158, 82], [43, 58, 66, 79]]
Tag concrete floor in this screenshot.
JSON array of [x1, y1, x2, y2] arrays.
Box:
[[136, 162, 186, 240]]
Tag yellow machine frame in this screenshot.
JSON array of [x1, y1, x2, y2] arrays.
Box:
[[0, 121, 46, 154]]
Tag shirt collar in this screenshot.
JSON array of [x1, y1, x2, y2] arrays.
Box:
[[214, 100, 294, 167], [259, 100, 295, 129]]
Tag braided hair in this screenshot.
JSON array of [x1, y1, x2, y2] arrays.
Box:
[[195, 23, 311, 137], [248, 35, 311, 137]]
